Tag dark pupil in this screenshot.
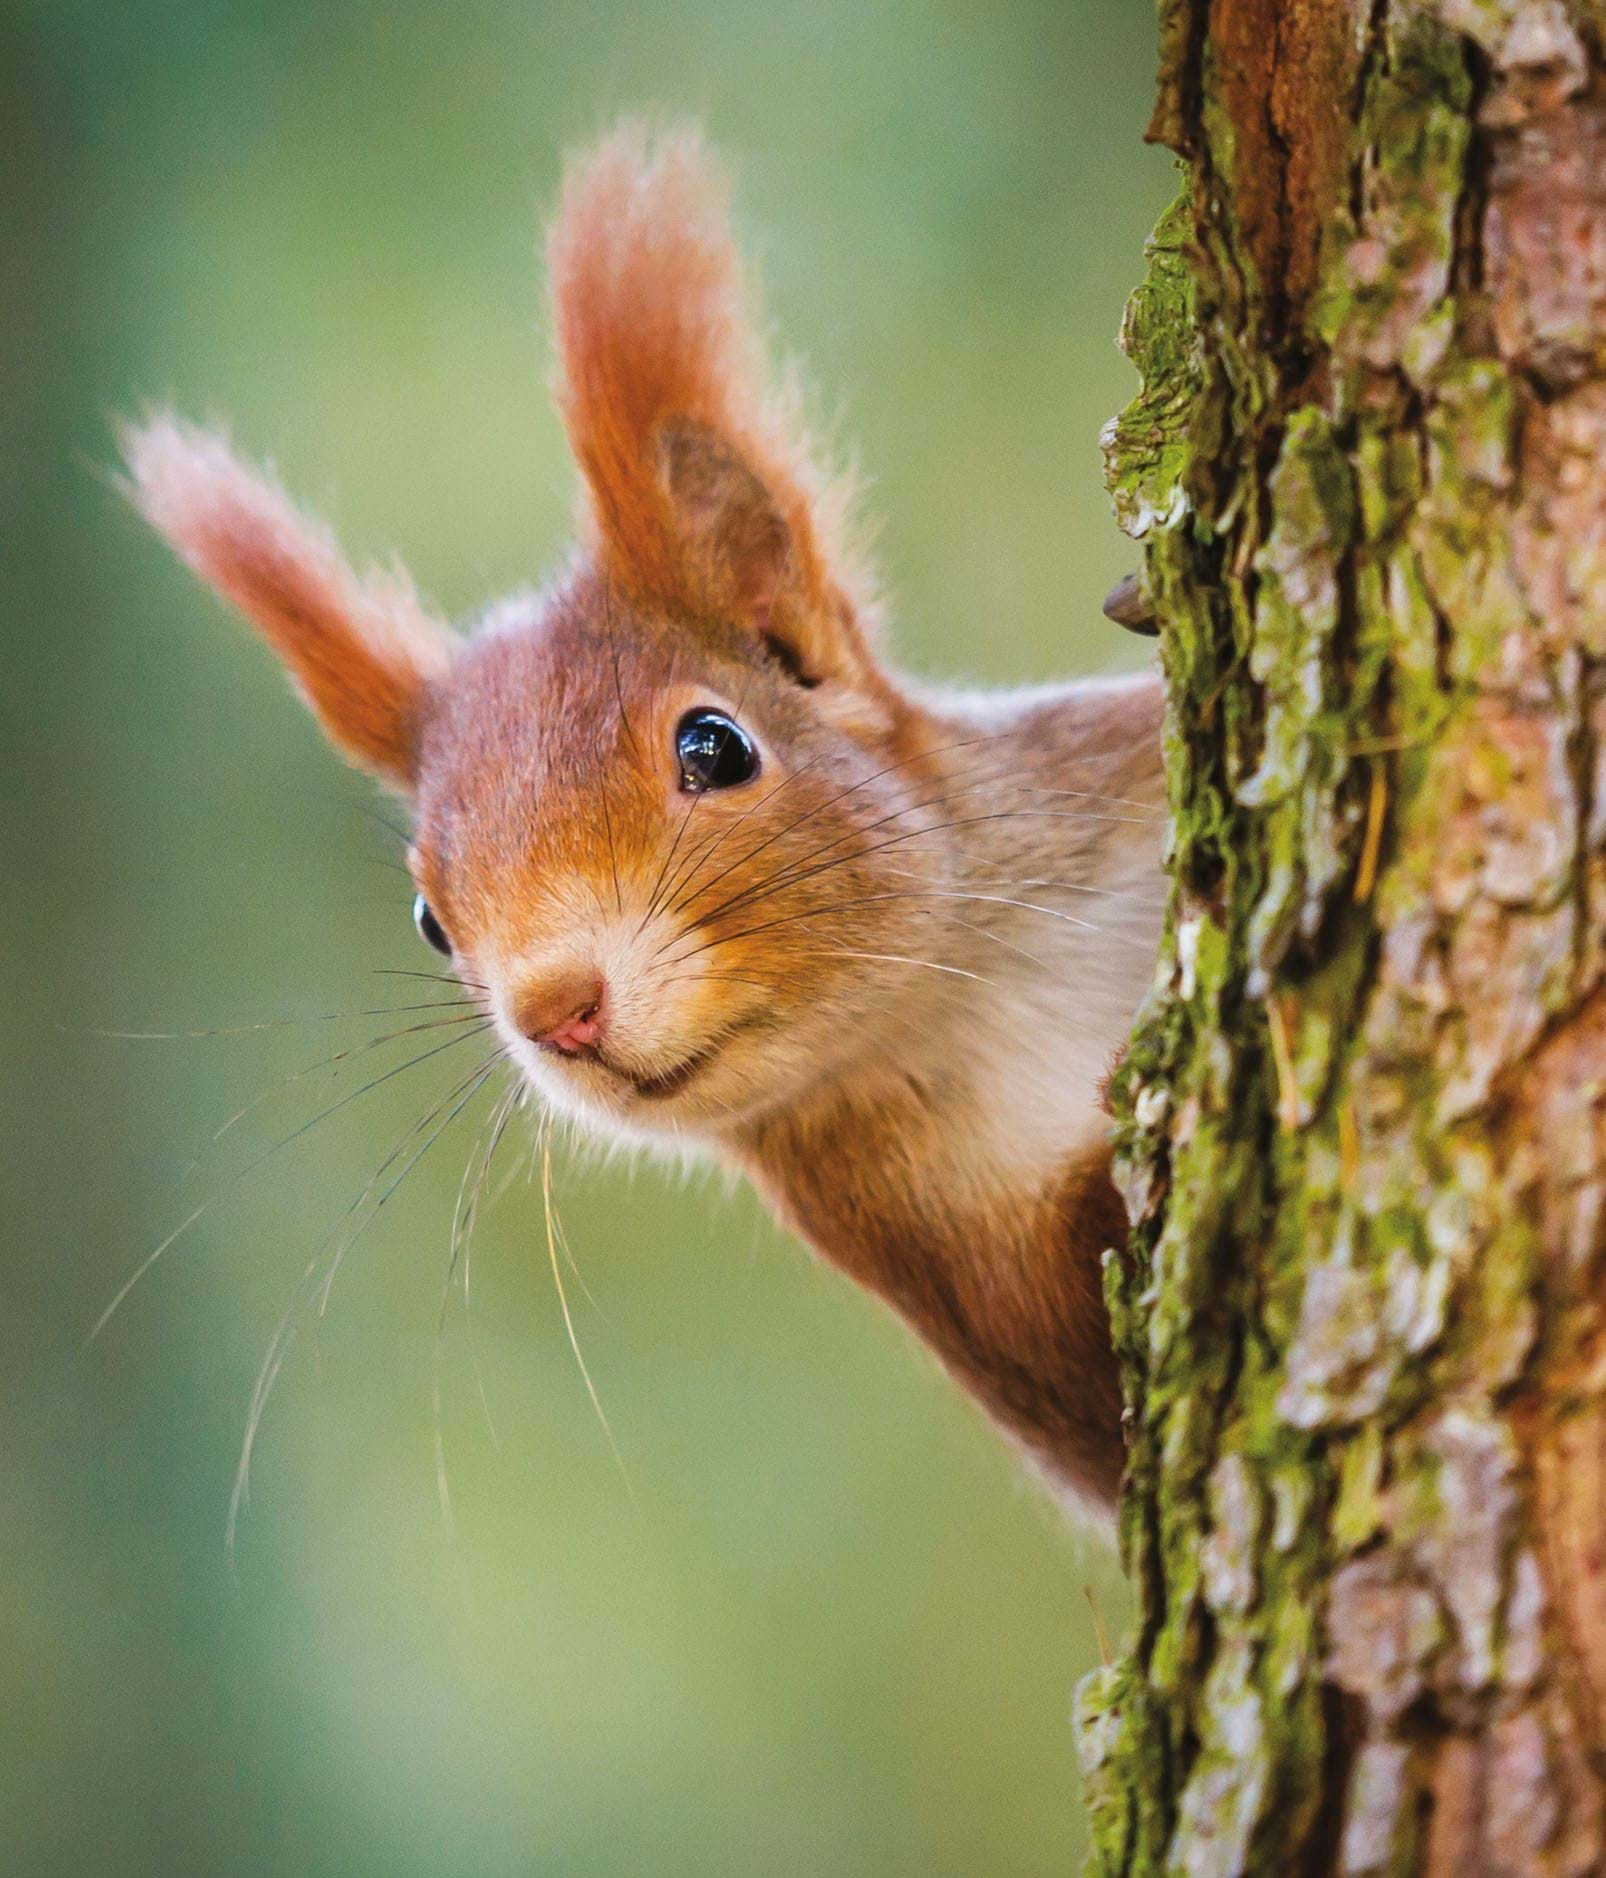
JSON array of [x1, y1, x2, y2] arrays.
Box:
[[676, 710, 758, 792], [412, 892, 451, 955]]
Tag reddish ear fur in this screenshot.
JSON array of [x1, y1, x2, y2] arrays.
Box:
[[122, 417, 452, 786], [547, 125, 874, 684]]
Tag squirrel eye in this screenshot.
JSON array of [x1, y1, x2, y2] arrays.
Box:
[[675, 709, 760, 792], [412, 892, 452, 956]]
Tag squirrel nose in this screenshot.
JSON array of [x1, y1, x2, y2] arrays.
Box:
[[517, 971, 606, 1053]]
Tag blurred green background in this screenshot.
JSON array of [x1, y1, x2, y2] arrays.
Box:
[[3, 3, 1172, 1872]]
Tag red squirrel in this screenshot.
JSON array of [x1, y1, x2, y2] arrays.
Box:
[[124, 126, 1166, 1513]]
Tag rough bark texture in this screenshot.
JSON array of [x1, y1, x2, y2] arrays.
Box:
[[1076, 2, 1606, 1871]]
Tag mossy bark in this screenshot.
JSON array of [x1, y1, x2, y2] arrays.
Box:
[[1078, 3, 1606, 1871]]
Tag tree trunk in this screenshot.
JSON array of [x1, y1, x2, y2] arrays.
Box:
[[1076, 3, 1606, 1871]]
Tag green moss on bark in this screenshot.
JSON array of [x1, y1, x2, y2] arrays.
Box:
[[1073, 2, 1606, 1869]]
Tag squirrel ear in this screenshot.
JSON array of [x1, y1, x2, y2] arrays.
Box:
[[655, 417, 791, 634], [548, 124, 877, 688], [122, 417, 452, 788]]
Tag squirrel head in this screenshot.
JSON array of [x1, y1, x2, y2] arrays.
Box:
[[124, 126, 974, 1139]]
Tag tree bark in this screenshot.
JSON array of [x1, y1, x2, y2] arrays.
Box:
[[1077, 3, 1606, 1871]]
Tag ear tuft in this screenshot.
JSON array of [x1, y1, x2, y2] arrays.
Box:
[[121, 415, 452, 786], [547, 124, 876, 682]]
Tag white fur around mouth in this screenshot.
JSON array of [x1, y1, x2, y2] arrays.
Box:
[[625, 1042, 722, 1100], [612, 1012, 767, 1101]]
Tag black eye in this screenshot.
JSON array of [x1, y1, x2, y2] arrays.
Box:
[[412, 892, 452, 956], [675, 709, 760, 792]]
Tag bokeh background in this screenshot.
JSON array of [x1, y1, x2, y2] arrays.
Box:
[[3, 4, 1173, 1872]]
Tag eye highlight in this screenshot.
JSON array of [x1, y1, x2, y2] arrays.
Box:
[[412, 892, 452, 956], [675, 709, 760, 792]]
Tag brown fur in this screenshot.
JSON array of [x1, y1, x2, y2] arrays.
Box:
[[123, 126, 1167, 1514], [746, 1088, 1131, 1504], [548, 126, 889, 700], [122, 418, 452, 784]]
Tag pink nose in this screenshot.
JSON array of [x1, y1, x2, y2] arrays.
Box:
[[517, 972, 606, 1053], [543, 1003, 603, 1052]]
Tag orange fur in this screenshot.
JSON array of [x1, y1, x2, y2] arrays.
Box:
[[548, 126, 878, 690], [122, 416, 451, 785], [124, 126, 1169, 1515]]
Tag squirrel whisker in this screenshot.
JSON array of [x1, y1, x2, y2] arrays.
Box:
[[876, 860, 1166, 903], [374, 967, 491, 994], [663, 884, 1109, 976], [228, 1049, 502, 1558], [74, 995, 476, 1042], [814, 948, 1007, 990], [661, 733, 1010, 928], [434, 1076, 524, 1530], [655, 812, 1124, 973], [196, 1006, 493, 1172], [314, 1053, 503, 1318], [666, 774, 1150, 942], [634, 665, 763, 934], [86, 1019, 495, 1348], [539, 1114, 634, 1497], [597, 774, 626, 919], [659, 728, 1157, 930], [649, 749, 834, 923]]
